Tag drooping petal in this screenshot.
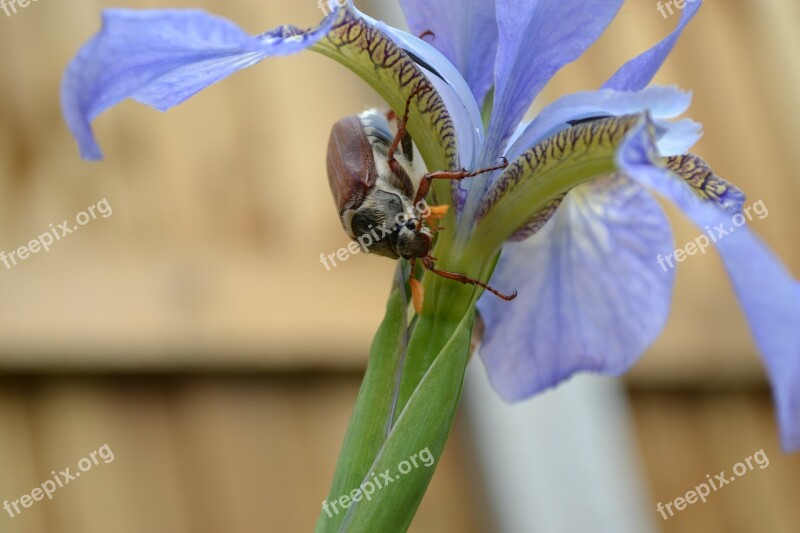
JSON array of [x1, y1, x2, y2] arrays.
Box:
[[312, 5, 499, 176], [469, 115, 644, 254], [501, 145, 736, 246], [664, 154, 745, 213], [482, 0, 624, 163], [618, 119, 800, 452], [506, 86, 699, 164], [356, 10, 484, 169], [603, 0, 703, 91], [398, 0, 498, 108], [61, 8, 339, 160], [476, 175, 675, 401]]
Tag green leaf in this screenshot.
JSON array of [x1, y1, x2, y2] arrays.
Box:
[[315, 267, 411, 532], [315, 263, 479, 532], [336, 307, 475, 531]]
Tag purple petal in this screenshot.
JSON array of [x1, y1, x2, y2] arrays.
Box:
[[482, 0, 624, 162], [603, 0, 703, 91], [665, 154, 745, 213], [618, 119, 800, 452], [61, 9, 336, 160], [506, 86, 699, 164], [477, 175, 675, 401], [358, 11, 484, 169], [398, 0, 498, 108]]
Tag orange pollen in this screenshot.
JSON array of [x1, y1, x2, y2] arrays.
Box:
[[410, 278, 425, 314], [424, 204, 449, 221]]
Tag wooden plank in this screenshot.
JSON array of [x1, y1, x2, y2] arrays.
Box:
[[0, 381, 46, 533], [0, 376, 490, 532], [631, 391, 800, 532]]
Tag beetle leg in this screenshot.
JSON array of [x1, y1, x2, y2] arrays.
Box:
[[388, 157, 416, 199], [407, 257, 416, 284], [407, 258, 427, 313], [412, 157, 509, 206], [391, 104, 413, 164], [387, 84, 430, 163], [387, 85, 430, 198], [401, 128, 414, 164], [421, 256, 517, 301]]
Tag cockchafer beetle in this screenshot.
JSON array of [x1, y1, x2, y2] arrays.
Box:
[[326, 85, 517, 311]]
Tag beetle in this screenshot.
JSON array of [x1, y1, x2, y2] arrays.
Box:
[[326, 85, 517, 310]]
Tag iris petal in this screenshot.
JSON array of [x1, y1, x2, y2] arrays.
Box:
[[618, 119, 800, 452], [357, 10, 484, 169], [665, 154, 745, 213], [483, 0, 624, 163], [471, 115, 645, 253], [398, 0, 498, 108], [312, 6, 475, 186], [476, 175, 675, 401], [603, 0, 703, 91], [506, 86, 698, 164], [61, 8, 337, 160]]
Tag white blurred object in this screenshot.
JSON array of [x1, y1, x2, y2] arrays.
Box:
[[464, 365, 658, 533]]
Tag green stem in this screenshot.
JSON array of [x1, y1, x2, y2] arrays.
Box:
[[315, 268, 410, 532], [315, 266, 481, 531]]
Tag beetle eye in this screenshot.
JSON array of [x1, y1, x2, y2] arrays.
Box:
[[405, 220, 416, 230]]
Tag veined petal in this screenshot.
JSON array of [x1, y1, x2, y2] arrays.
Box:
[[467, 115, 644, 256], [312, 6, 467, 174], [357, 10, 484, 169], [476, 175, 675, 400], [665, 154, 745, 213], [603, 0, 703, 91], [398, 0, 498, 108], [61, 8, 338, 160], [503, 125, 721, 244], [506, 86, 697, 164], [618, 119, 800, 452], [483, 0, 623, 163]]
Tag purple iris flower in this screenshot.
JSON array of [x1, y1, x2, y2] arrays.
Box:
[[61, 0, 799, 452]]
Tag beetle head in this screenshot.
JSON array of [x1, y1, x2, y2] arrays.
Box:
[[348, 189, 430, 260], [393, 220, 430, 260]]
